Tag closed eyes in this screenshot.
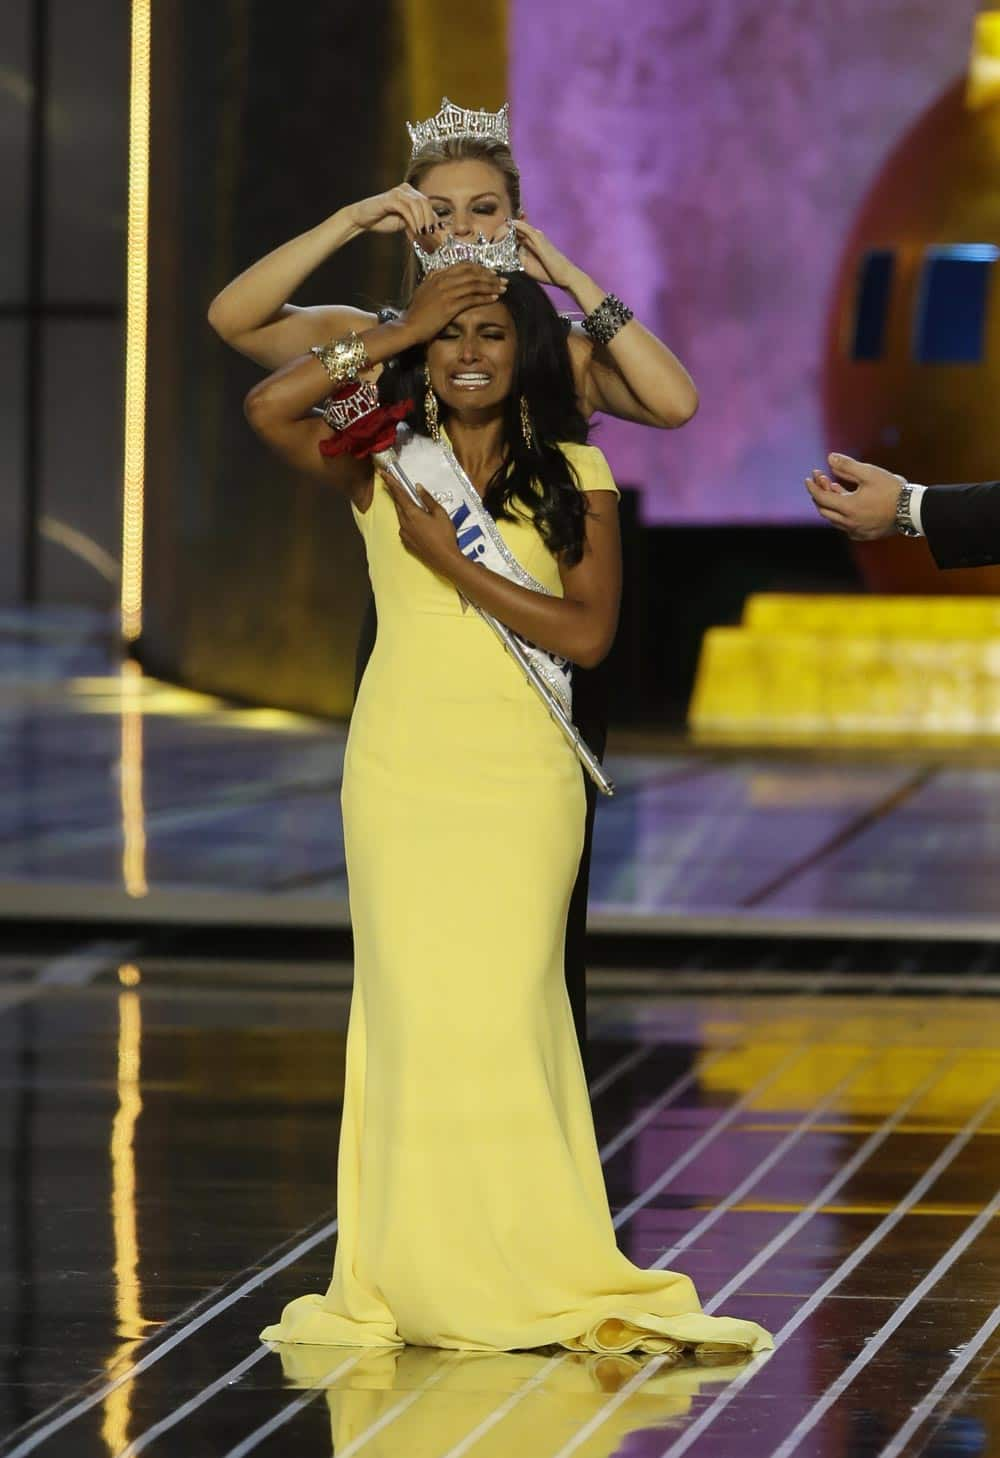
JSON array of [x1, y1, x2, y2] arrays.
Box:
[[431, 200, 501, 217], [438, 328, 508, 340]]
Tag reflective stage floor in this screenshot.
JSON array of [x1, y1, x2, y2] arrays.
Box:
[[4, 609, 1000, 939], [4, 610, 1000, 1456], [2, 946, 1000, 1458]]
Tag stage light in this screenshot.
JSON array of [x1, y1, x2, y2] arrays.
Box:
[[122, 0, 151, 643], [119, 660, 148, 899]]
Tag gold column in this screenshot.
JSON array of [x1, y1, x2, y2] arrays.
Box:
[[969, 7, 1000, 111], [122, 0, 152, 643], [399, 0, 508, 119]]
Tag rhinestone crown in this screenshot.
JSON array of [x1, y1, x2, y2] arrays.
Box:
[[413, 222, 523, 277], [407, 97, 510, 161], [322, 380, 380, 432]]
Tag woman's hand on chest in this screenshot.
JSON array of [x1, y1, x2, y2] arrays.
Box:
[[381, 472, 464, 578]]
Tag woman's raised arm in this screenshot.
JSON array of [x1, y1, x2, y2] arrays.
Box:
[[243, 264, 505, 498], [513, 220, 698, 430], [207, 186, 447, 370], [242, 349, 369, 495]]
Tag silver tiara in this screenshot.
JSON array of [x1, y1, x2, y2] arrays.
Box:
[[413, 222, 523, 277], [321, 380, 379, 432], [407, 97, 510, 161]]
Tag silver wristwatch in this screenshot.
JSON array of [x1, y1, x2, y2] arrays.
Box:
[[894, 478, 920, 538]]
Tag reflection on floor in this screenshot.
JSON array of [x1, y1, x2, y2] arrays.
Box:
[[3, 608, 1000, 936], [2, 945, 999, 1457]]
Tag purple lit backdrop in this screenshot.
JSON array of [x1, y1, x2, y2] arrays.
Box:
[[512, 0, 978, 522]]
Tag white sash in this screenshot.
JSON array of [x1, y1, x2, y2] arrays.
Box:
[[395, 428, 574, 714]]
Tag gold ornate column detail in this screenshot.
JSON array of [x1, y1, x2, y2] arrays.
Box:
[[399, 0, 508, 120], [122, 0, 152, 643]]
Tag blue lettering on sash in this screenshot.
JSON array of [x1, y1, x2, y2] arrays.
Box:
[[457, 528, 488, 561], [449, 501, 488, 563], [441, 485, 571, 691]]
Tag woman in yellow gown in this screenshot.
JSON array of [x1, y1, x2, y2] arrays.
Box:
[[244, 265, 772, 1361], [208, 115, 708, 1060]]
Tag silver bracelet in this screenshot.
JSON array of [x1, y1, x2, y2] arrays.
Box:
[[581, 293, 634, 346]]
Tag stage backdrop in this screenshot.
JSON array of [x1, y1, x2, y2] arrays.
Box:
[[144, 0, 979, 718], [141, 0, 506, 718], [512, 0, 979, 523]]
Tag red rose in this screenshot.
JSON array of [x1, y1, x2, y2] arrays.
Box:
[[318, 391, 413, 460]]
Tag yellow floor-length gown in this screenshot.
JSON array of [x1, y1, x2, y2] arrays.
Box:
[[261, 442, 772, 1358]]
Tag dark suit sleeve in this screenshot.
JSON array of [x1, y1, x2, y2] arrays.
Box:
[[921, 481, 1000, 569]]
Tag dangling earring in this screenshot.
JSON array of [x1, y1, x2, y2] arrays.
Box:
[[424, 364, 441, 442], [519, 394, 534, 450]]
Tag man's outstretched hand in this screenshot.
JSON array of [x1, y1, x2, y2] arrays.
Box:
[[805, 454, 904, 541]]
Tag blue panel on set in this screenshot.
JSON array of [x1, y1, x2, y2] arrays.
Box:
[[914, 247, 998, 364], [851, 250, 894, 361]]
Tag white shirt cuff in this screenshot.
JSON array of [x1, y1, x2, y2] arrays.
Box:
[[908, 483, 926, 536]]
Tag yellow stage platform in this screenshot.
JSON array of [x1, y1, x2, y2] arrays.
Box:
[[689, 594, 1000, 743]]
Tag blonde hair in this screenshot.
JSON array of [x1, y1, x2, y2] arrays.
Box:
[[406, 136, 522, 214]]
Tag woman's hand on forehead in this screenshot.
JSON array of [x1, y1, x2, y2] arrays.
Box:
[[401, 266, 508, 345]]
